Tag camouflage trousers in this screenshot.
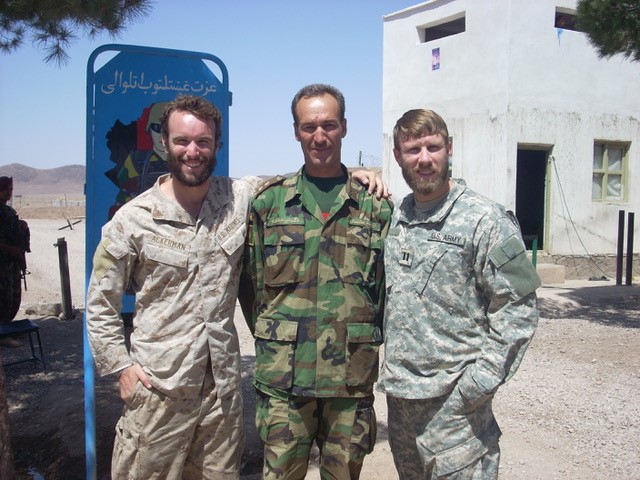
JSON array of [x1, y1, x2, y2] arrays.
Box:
[[387, 388, 501, 480], [112, 369, 244, 480], [255, 390, 376, 480], [0, 262, 21, 324]]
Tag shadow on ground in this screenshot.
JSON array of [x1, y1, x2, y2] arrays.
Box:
[[3, 312, 264, 479], [538, 283, 640, 328]]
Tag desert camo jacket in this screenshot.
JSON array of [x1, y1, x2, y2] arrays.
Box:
[[87, 174, 262, 398], [378, 181, 541, 407], [239, 166, 393, 399]]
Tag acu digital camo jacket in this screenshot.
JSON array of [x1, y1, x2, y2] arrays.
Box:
[[378, 181, 541, 408], [239, 167, 393, 399], [87, 174, 262, 398]]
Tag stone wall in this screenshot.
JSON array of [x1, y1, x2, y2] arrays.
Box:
[[536, 253, 640, 282]]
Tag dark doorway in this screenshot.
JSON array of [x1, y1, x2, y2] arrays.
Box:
[[515, 148, 548, 250]]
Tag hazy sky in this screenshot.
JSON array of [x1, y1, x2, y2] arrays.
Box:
[[0, 1, 418, 178]]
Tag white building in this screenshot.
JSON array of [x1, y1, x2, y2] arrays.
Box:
[[382, 0, 640, 278]]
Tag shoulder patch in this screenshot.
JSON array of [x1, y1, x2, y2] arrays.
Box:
[[488, 235, 525, 268]]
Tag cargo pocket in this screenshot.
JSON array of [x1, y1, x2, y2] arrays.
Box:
[[112, 416, 140, 478], [432, 435, 490, 476], [253, 318, 299, 389], [422, 388, 501, 476], [346, 323, 382, 386], [351, 396, 377, 457]]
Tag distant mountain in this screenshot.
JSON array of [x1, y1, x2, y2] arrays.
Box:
[[0, 163, 85, 196]]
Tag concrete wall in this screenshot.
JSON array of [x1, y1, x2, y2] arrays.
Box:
[[383, 0, 640, 257]]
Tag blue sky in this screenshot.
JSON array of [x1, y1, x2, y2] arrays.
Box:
[[0, 1, 417, 178]]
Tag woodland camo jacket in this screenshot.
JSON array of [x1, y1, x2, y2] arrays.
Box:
[[239, 166, 393, 399]]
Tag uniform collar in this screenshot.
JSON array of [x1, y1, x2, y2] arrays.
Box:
[[286, 164, 361, 204], [398, 180, 467, 225], [149, 174, 230, 224]]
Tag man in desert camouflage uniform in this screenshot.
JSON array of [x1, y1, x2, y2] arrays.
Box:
[[87, 95, 264, 479], [240, 84, 393, 479], [378, 109, 541, 479]]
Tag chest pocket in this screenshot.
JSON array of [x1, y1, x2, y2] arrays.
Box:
[[343, 219, 383, 286], [215, 219, 246, 259], [145, 243, 189, 268], [415, 248, 448, 295], [263, 220, 305, 286], [139, 243, 190, 299]]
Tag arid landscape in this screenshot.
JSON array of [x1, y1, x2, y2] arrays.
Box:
[[2, 163, 640, 479]]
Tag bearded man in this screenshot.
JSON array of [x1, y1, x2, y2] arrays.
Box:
[[86, 95, 263, 479], [378, 109, 541, 480]]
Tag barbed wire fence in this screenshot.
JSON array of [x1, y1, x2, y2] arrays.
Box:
[[11, 194, 86, 208], [356, 151, 382, 169]]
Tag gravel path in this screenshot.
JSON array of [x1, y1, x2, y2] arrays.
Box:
[[3, 217, 640, 479]]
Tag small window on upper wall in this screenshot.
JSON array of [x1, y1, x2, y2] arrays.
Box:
[[421, 13, 466, 43], [555, 7, 582, 32], [592, 141, 630, 202]]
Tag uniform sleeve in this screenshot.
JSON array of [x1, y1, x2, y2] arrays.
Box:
[[374, 199, 394, 332], [457, 219, 542, 409], [241, 175, 268, 195], [85, 220, 136, 376], [238, 205, 263, 334]]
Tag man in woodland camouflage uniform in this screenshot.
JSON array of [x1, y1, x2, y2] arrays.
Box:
[[378, 109, 541, 479], [240, 84, 393, 479]]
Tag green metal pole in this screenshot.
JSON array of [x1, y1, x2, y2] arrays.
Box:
[[531, 238, 538, 267]]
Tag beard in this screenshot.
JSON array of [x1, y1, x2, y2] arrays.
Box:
[[401, 157, 449, 198], [166, 149, 216, 187]]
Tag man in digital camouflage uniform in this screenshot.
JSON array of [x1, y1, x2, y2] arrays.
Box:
[[87, 95, 264, 479], [378, 109, 541, 479], [240, 84, 393, 479]]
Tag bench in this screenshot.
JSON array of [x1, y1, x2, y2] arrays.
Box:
[[0, 319, 46, 373]]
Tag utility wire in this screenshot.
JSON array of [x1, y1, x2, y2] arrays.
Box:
[[550, 155, 610, 278]]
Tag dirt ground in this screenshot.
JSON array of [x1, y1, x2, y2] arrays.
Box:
[[3, 210, 640, 479]]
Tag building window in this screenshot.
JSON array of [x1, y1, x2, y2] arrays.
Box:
[[592, 142, 629, 201], [555, 7, 582, 32], [421, 14, 465, 43]]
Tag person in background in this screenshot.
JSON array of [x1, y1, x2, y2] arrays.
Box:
[[240, 84, 393, 479], [0, 176, 29, 347], [86, 94, 387, 480], [378, 109, 541, 479]]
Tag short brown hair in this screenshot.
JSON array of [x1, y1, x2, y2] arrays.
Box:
[[160, 95, 223, 147], [393, 109, 450, 150]]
